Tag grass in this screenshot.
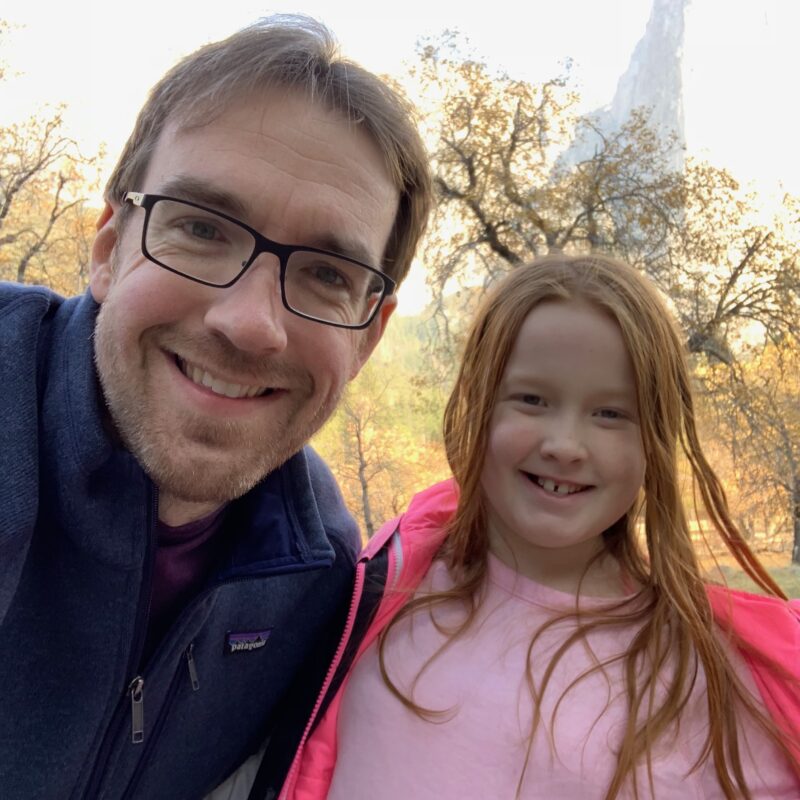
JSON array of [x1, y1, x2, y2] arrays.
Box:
[[712, 564, 800, 599]]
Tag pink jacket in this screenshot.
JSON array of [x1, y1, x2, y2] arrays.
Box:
[[278, 480, 800, 799]]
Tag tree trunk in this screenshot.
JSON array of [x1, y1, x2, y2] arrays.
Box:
[[354, 424, 374, 539], [792, 474, 800, 566]]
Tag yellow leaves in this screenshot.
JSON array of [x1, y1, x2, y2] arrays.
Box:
[[695, 338, 800, 558], [0, 35, 102, 294], [313, 317, 450, 539]]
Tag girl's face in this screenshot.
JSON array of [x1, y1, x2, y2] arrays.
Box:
[[480, 299, 646, 590]]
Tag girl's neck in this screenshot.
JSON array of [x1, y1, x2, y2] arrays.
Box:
[[488, 535, 628, 598]]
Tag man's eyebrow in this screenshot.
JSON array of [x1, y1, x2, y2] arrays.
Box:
[[309, 234, 380, 268], [155, 176, 384, 269], [157, 176, 249, 221]]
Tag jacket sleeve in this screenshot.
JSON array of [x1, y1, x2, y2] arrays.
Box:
[[708, 584, 800, 777], [0, 286, 54, 627]]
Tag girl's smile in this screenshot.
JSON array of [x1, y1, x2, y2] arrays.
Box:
[[524, 472, 593, 496]]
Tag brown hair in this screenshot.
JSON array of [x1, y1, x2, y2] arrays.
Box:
[[380, 254, 798, 798], [104, 14, 432, 285]]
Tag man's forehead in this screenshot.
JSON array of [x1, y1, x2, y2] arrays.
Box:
[[138, 90, 399, 265]]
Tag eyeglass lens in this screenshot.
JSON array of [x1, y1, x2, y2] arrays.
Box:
[[144, 198, 386, 327]]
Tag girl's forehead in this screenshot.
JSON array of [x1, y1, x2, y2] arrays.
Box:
[[512, 300, 624, 352], [502, 300, 636, 390]]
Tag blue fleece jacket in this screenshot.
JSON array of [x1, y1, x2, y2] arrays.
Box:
[[0, 283, 360, 799]]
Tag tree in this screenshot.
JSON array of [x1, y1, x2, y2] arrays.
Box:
[[313, 316, 449, 539], [410, 37, 684, 343], [411, 36, 799, 368], [0, 22, 101, 294], [701, 343, 800, 563], [408, 35, 800, 561], [665, 167, 800, 363]]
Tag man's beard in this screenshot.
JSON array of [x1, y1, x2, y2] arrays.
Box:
[[93, 303, 341, 505]]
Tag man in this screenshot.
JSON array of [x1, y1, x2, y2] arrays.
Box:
[[0, 15, 431, 799]]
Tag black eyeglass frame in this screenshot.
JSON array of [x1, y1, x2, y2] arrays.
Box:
[[123, 191, 397, 330]]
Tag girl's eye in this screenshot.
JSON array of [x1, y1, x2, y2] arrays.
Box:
[[521, 394, 544, 406], [596, 408, 625, 420]]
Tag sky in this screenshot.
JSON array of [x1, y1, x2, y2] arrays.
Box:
[[1, 0, 798, 311]]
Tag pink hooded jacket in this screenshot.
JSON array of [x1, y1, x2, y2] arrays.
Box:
[[277, 480, 800, 800]]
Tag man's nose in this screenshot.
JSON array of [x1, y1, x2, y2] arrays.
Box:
[[203, 257, 289, 354]]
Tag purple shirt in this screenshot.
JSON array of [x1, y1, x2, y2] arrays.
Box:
[[143, 505, 229, 662]]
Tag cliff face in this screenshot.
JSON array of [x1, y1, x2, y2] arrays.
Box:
[[564, 0, 687, 171]]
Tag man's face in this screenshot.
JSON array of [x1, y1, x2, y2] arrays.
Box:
[[90, 91, 399, 512]]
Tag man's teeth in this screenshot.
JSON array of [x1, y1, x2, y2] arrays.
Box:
[[180, 359, 270, 399], [537, 477, 585, 495]]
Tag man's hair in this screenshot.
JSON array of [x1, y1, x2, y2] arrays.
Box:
[[104, 14, 432, 286]]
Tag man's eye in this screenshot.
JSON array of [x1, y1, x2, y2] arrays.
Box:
[[185, 220, 221, 241], [311, 264, 348, 288]]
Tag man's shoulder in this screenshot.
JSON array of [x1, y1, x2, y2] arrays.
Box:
[[0, 284, 64, 387], [0, 282, 63, 322], [0, 284, 92, 374]]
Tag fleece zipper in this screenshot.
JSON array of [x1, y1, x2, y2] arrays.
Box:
[[78, 485, 159, 800], [276, 560, 367, 799], [275, 525, 402, 800], [118, 643, 199, 799]]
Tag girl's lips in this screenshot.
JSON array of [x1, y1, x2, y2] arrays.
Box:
[[523, 471, 594, 497]]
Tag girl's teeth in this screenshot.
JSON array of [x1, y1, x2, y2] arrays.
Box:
[[537, 477, 583, 495]]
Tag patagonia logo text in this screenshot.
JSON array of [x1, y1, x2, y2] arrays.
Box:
[[225, 629, 272, 655]]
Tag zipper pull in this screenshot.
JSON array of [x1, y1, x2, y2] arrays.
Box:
[[129, 676, 145, 744], [186, 644, 200, 691]]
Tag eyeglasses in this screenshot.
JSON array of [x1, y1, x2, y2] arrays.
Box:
[[123, 192, 396, 329]]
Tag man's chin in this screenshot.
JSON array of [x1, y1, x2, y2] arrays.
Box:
[[156, 470, 256, 506], [140, 446, 279, 505]]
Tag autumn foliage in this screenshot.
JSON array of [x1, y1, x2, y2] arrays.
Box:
[[3, 23, 798, 569]]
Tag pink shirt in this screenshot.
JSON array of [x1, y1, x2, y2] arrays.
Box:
[[327, 555, 797, 799]]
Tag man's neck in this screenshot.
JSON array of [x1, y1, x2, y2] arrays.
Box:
[[158, 491, 224, 527]]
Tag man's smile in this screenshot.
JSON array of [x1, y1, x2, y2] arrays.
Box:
[[174, 354, 277, 399]]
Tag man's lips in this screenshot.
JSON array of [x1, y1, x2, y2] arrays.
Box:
[[173, 354, 278, 400]]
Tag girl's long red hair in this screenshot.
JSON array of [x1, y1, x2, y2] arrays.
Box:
[[379, 254, 798, 799]]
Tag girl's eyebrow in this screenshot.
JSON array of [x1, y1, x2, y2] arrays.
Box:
[[503, 373, 637, 403], [591, 389, 637, 403]]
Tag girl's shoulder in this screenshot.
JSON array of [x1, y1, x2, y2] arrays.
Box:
[[362, 479, 458, 577], [706, 583, 800, 654], [706, 582, 800, 769]]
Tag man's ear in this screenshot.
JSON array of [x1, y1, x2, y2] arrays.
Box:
[[349, 294, 397, 380], [89, 201, 118, 303]]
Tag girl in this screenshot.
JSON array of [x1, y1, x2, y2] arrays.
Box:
[[224, 255, 800, 799]]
